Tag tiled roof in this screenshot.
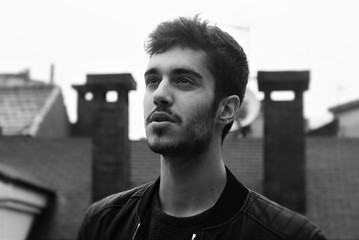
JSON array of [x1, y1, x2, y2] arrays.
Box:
[[329, 98, 359, 114], [0, 85, 59, 136], [306, 138, 359, 239], [0, 137, 358, 239]]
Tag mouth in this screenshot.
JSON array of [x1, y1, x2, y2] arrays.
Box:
[[149, 112, 177, 123]]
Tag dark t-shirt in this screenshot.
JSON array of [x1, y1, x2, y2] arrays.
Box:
[[137, 190, 213, 240]]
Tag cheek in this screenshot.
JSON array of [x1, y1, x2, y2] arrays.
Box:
[[183, 99, 213, 120]]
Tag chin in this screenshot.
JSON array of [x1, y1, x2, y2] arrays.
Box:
[[146, 135, 211, 158], [145, 119, 213, 157], [146, 134, 179, 154]]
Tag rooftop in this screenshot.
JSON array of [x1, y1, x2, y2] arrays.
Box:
[[0, 71, 60, 136]]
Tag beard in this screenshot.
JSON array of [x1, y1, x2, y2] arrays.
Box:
[[146, 102, 218, 158]]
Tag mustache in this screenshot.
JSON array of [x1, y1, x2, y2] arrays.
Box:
[[146, 106, 182, 124]]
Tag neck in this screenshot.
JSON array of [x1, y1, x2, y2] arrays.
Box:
[[159, 142, 227, 217]]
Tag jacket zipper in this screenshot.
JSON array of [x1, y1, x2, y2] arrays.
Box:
[[131, 222, 141, 240]]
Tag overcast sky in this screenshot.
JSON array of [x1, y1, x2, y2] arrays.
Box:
[[1, 0, 358, 139]]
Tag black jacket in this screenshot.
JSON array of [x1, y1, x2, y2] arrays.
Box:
[[78, 169, 326, 240]]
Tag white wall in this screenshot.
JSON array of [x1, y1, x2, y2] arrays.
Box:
[[0, 181, 49, 240]]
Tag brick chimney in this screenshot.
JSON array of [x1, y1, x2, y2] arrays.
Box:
[[258, 71, 309, 214], [73, 73, 136, 202]]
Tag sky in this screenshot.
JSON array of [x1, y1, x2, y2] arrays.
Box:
[[1, 0, 358, 139]]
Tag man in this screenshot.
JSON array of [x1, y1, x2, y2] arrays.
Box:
[[78, 16, 326, 240]]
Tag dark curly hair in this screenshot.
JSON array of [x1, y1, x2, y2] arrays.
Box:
[[145, 15, 249, 141]]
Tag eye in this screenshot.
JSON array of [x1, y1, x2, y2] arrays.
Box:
[[145, 77, 160, 86], [175, 76, 193, 85]]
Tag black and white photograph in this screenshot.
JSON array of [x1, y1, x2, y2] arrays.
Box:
[[0, 0, 358, 239]]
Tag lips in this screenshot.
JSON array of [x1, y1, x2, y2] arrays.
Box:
[[149, 112, 177, 123]]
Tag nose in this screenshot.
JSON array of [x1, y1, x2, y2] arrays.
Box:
[[153, 79, 173, 107]]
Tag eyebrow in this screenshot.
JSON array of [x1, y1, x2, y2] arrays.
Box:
[[144, 67, 203, 79], [144, 68, 158, 77], [172, 68, 203, 79]]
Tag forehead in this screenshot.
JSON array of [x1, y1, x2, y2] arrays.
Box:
[[146, 46, 213, 80]]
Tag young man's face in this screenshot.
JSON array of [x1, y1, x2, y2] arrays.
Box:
[[143, 46, 218, 156]]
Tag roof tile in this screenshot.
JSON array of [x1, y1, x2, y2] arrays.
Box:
[[0, 86, 55, 135]]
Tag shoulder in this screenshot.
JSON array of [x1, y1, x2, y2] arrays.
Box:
[[83, 182, 152, 224], [78, 182, 154, 240], [242, 191, 325, 240]]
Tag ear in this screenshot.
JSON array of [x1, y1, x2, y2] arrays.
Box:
[[217, 95, 241, 125]]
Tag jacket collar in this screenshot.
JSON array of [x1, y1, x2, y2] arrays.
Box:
[[203, 167, 249, 227], [135, 167, 249, 228], [136, 177, 160, 218]]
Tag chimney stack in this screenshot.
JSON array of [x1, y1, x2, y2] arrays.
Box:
[[258, 71, 309, 214], [73, 73, 136, 202]]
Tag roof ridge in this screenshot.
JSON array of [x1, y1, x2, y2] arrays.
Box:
[[0, 84, 52, 89], [24, 86, 61, 136], [329, 98, 359, 113]]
